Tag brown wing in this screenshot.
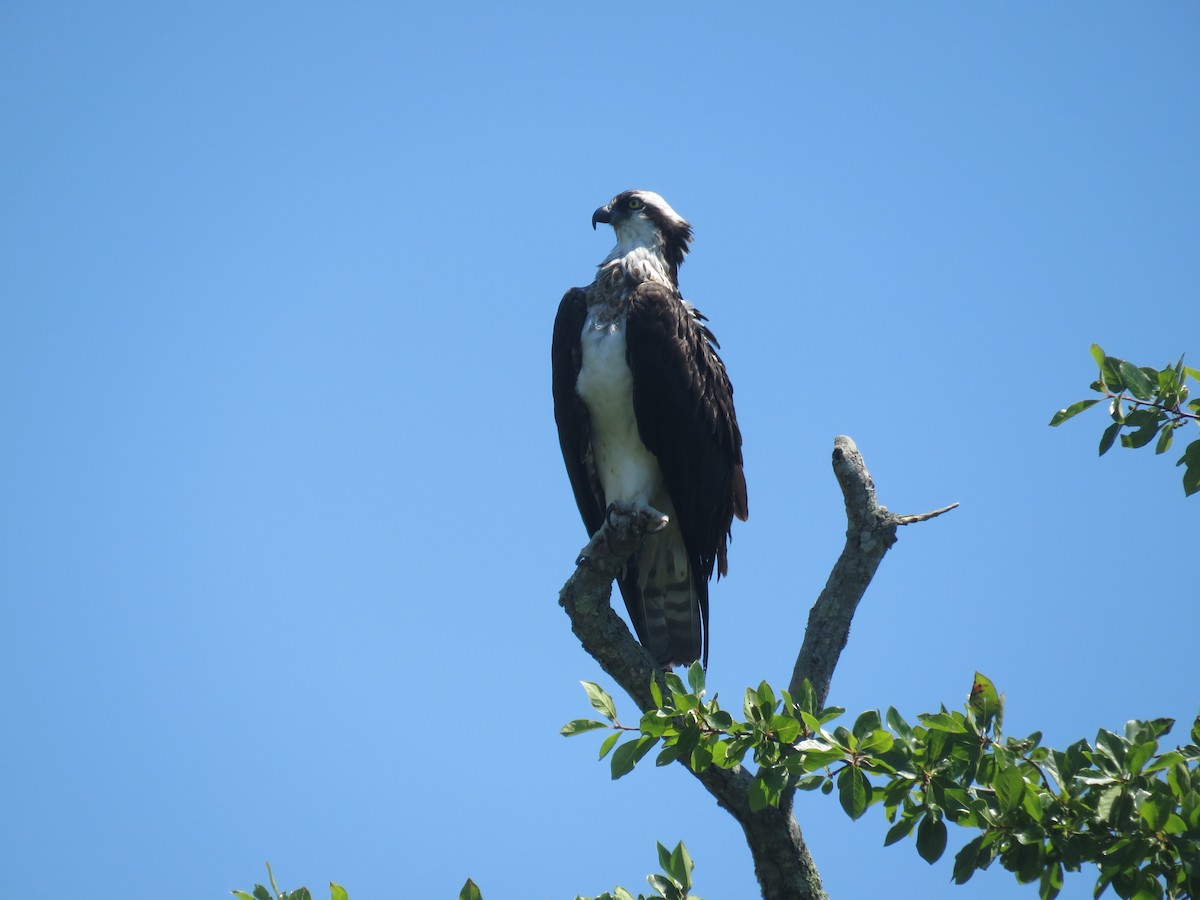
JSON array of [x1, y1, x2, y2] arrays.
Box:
[[624, 282, 748, 664], [551, 288, 605, 536]]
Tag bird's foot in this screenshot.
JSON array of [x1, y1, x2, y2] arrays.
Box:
[[577, 503, 670, 573], [605, 501, 669, 535]]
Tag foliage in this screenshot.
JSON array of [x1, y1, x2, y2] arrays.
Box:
[[570, 841, 701, 900], [1050, 344, 1200, 496], [451, 842, 699, 900], [232, 844, 699, 900], [565, 667, 1200, 900], [232, 863, 348, 900]]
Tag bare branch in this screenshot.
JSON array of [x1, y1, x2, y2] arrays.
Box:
[[789, 436, 956, 708], [896, 502, 959, 525]]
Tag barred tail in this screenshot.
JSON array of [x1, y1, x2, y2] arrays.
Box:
[[633, 518, 702, 668]]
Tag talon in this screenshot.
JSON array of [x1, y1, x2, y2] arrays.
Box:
[[605, 500, 634, 529], [643, 513, 669, 534]]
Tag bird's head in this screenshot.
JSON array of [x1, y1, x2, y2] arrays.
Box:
[[592, 190, 693, 282]]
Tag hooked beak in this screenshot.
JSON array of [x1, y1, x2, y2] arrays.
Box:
[[591, 203, 613, 230]]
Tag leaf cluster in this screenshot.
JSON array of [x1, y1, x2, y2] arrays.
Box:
[[451, 842, 699, 900], [232, 863, 347, 900], [572, 841, 700, 900], [565, 671, 1200, 899], [1050, 344, 1200, 496]]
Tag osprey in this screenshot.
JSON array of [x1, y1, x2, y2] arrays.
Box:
[[552, 190, 748, 668]]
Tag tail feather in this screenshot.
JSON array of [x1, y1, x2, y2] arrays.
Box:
[[627, 517, 702, 667]]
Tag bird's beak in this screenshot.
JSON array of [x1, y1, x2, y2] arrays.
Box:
[[591, 203, 613, 230]]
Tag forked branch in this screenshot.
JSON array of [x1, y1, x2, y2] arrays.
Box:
[[557, 434, 954, 900], [790, 435, 957, 708]]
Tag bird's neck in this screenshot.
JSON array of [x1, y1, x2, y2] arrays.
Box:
[[599, 243, 676, 291]]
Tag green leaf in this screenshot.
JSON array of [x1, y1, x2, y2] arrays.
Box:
[[656, 842, 673, 878], [1090, 343, 1106, 368], [1139, 794, 1171, 831], [886, 707, 914, 742], [748, 774, 770, 812], [1095, 729, 1128, 769], [663, 671, 687, 700], [795, 679, 817, 716], [1155, 422, 1175, 455], [1101, 356, 1126, 393], [1182, 449, 1200, 496], [1049, 398, 1100, 426], [756, 680, 777, 713], [1120, 413, 1161, 449], [458, 882, 482, 900], [655, 743, 681, 767], [1119, 360, 1156, 400], [254, 886, 273, 900], [969, 673, 1002, 732], [994, 762, 1026, 813], [562, 719, 610, 737], [645, 874, 677, 899], [686, 661, 705, 696], [598, 731, 621, 760], [1099, 421, 1121, 456], [688, 741, 713, 772], [952, 834, 986, 884], [771, 714, 802, 744], [837, 766, 871, 820], [582, 682, 618, 721], [1039, 860, 1064, 900], [667, 842, 693, 890], [1126, 740, 1158, 775], [848, 710, 880, 743], [231, 894, 257, 900], [859, 729, 895, 756], [916, 813, 948, 863], [610, 735, 656, 779], [649, 675, 663, 709], [884, 815, 918, 846], [330, 886, 348, 900], [921, 712, 968, 734]]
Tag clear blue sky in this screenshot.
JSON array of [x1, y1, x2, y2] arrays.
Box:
[[2, 4, 1197, 898]]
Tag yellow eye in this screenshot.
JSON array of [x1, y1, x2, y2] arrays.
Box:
[[626, 197, 643, 210]]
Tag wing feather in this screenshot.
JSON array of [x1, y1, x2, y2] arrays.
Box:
[[552, 288, 605, 536], [625, 283, 748, 665]]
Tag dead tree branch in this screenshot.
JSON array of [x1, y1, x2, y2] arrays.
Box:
[[789, 435, 957, 708]]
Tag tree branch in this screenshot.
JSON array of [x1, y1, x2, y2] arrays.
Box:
[[559, 513, 826, 900], [789, 435, 956, 708], [557, 435, 952, 900]]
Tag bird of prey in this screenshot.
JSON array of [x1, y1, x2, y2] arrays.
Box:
[[552, 190, 748, 668]]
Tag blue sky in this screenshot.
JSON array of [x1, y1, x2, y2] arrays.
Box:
[[2, 3, 1197, 898]]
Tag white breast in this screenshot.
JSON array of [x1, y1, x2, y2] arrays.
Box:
[[575, 311, 663, 506]]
